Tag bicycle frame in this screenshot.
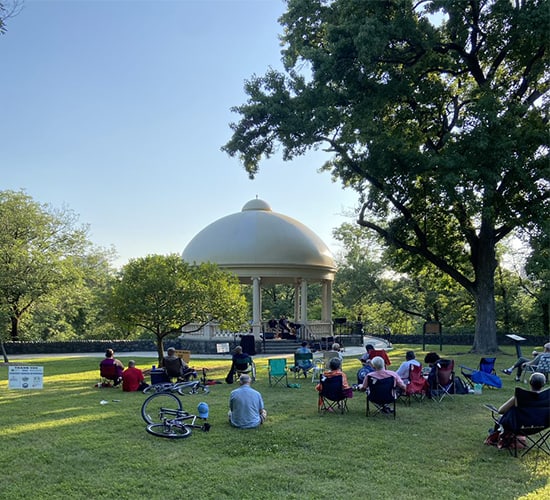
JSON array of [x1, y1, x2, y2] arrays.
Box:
[[141, 392, 211, 439]]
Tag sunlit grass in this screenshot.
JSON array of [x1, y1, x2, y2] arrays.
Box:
[[0, 344, 548, 499]]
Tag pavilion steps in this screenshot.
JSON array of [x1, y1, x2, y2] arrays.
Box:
[[261, 339, 301, 355]]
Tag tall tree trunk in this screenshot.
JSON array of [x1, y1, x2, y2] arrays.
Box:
[[1, 341, 8, 363], [10, 315, 19, 341], [471, 232, 499, 353]]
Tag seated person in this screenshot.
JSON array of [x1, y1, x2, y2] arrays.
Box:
[[122, 360, 150, 392], [396, 351, 422, 383], [316, 357, 353, 398], [231, 345, 253, 374], [99, 348, 124, 386], [423, 352, 441, 398], [486, 372, 548, 447], [360, 344, 391, 367], [294, 341, 313, 373], [162, 347, 196, 381], [502, 342, 550, 382], [228, 374, 267, 429], [358, 356, 406, 394], [356, 363, 374, 385]]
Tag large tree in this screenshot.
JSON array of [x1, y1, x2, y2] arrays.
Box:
[[0, 190, 91, 341], [109, 254, 248, 363], [223, 0, 549, 353]]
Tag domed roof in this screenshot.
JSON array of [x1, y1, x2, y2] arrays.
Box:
[[182, 199, 335, 283]]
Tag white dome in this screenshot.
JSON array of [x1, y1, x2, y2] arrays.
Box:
[[182, 199, 335, 284]]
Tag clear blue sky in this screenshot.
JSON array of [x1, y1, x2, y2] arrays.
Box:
[[1, 0, 357, 267]]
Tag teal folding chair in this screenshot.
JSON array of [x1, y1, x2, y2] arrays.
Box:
[[268, 358, 289, 387], [291, 352, 314, 378]]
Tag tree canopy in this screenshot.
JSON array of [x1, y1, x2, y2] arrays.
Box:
[[0, 190, 94, 341], [223, 0, 549, 352], [109, 254, 248, 362]]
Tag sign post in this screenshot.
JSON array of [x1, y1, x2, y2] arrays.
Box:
[[423, 321, 442, 351]]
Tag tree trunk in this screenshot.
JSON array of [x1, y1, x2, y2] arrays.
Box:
[[156, 336, 165, 367], [471, 234, 499, 353], [1, 341, 8, 363], [10, 315, 19, 341]]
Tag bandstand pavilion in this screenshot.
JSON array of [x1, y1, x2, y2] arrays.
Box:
[[181, 198, 336, 341]]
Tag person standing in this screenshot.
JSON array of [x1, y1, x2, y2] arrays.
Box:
[[228, 374, 267, 429]]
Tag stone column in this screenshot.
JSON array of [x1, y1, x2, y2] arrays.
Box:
[[294, 281, 300, 322], [300, 279, 308, 325], [321, 280, 333, 334], [251, 276, 262, 338]]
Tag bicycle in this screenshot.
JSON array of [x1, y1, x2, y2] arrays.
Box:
[[141, 392, 211, 439], [143, 367, 211, 396]]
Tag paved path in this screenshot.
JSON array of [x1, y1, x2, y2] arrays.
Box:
[[4, 346, 368, 361]]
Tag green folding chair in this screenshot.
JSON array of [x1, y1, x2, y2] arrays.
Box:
[[291, 352, 314, 378], [268, 358, 289, 387]]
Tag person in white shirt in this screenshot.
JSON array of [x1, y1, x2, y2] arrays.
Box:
[[396, 351, 421, 383]]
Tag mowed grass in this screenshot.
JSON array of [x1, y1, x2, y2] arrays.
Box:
[[0, 344, 549, 500]]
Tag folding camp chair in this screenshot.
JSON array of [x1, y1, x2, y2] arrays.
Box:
[[323, 351, 342, 369], [318, 375, 348, 414], [368, 349, 392, 366], [234, 356, 256, 381], [461, 357, 501, 389], [400, 364, 426, 405], [268, 358, 288, 387], [429, 359, 455, 402], [99, 359, 123, 387], [486, 388, 550, 457], [366, 376, 397, 418], [291, 352, 314, 378], [520, 353, 550, 384], [311, 358, 324, 383]]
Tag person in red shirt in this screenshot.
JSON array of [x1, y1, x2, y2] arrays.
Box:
[[122, 360, 149, 392]]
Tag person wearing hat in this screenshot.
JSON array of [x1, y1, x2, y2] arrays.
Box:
[[502, 342, 550, 382], [228, 374, 267, 429]]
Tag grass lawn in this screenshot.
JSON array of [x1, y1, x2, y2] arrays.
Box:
[[1, 344, 549, 499]]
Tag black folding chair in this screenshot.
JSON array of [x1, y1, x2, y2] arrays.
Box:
[[486, 388, 550, 457], [318, 375, 348, 414], [366, 376, 397, 418]]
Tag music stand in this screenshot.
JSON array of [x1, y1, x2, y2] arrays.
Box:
[[506, 334, 526, 358]]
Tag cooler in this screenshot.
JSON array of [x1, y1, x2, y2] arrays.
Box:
[[150, 368, 169, 385]]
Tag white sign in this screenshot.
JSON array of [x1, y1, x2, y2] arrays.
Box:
[[216, 342, 230, 354], [8, 365, 44, 390]]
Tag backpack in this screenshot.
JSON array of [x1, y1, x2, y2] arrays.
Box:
[[454, 376, 470, 394]]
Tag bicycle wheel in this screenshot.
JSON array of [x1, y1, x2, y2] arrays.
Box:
[[141, 392, 183, 424], [142, 384, 162, 394], [146, 423, 192, 439], [176, 383, 204, 395]]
